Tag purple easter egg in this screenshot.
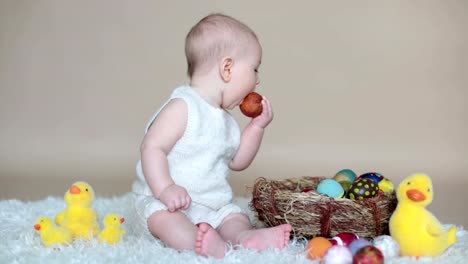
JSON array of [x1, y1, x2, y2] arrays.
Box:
[[349, 238, 372, 255]]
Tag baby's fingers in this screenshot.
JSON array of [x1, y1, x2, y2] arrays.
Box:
[[261, 97, 273, 118], [182, 195, 192, 210], [167, 202, 176, 212]]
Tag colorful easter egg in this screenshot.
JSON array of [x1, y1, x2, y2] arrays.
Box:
[[373, 235, 400, 259], [317, 179, 345, 198], [339, 181, 353, 193], [333, 169, 357, 183], [353, 245, 384, 264], [378, 178, 395, 195], [329, 232, 359, 246], [348, 178, 379, 200], [306, 236, 333, 260], [358, 172, 385, 183], [322, 245, 353, 264], [349, 238, 372, 255]]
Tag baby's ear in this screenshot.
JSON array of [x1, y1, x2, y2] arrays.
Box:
[[219, 56, 234, 82]]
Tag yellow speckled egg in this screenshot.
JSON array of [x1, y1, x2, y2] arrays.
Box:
[[348, 178, 379, 200]]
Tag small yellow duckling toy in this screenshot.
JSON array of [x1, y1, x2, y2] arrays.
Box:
[[390, 173, 457, 257], [34, 216, 72, 247], [55, 181, 100, 240], [98, 213, 126, 245]]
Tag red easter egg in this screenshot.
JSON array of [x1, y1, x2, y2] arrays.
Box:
[[330, 232, 359, 246], [353, 245, 384, 264]]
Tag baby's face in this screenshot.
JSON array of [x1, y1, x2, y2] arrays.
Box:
[[222, 42, 262, 110]]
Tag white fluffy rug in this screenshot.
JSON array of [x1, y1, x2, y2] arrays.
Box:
[[1, 193, 467, 264]]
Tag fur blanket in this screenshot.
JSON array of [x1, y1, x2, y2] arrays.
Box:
[[1, 193, 466, 263]]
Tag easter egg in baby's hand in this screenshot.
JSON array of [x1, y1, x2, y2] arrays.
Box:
[[317, 179, 345, 198], [333, 169, 357, 183], [348, 178, 379, 200], [329, 232, 359, 246], [306, 236, 333, 260], [322, 245, 353, 264], [353, 245, 384, 264], [358, 172, 385, 183], [239, 92, 263, 118]]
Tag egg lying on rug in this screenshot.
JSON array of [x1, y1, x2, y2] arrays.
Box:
[[348, 178, 379, 200], [306, 236, 333, 260], [329, 232, 359, 246], [349, 238, 372, 255], [353, 245, 384, 264], [322, 245, 353, 264], [373, 235, 400, 259], [317, 179, 345, 198]]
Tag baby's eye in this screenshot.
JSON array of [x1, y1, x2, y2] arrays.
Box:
[[254, 69, 259, 73]]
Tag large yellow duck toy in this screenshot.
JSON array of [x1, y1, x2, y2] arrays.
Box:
[[34, 216, 72, 247], [55, 181, 100, 240], [390, 173, 457, 257], [98, 213, 126, 245]]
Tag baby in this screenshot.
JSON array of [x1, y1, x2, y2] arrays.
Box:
[[132, 13, 291, 258]]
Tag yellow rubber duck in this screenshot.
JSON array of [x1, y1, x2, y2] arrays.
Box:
[[389, 173, 457, 257], [98, 213, 126, 245], [34, 216, 72, 247], [55, 181, 100, 240]]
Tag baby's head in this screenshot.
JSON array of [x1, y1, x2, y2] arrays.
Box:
[[185, 14, 260, 78]]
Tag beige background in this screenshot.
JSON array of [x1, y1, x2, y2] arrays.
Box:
[[1, 1, 467, 227]]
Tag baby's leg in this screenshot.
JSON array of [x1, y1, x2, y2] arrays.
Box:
[[147, 210, 198, 250], [217, 213, 292, 251]]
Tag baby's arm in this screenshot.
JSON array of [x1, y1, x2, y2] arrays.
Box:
[[140, 99, 191, 212], [229, 97, 273, 171]]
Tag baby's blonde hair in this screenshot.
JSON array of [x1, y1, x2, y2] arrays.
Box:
[[185, 13, 259, 78]]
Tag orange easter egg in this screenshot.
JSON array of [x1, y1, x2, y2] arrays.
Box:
[[306, 236, 333, 260]]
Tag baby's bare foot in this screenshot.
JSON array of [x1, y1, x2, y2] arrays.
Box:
[[240, 224, 292, 251], [195, 223, 227, 259]]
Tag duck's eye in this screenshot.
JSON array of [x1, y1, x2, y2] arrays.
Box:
[[407, 182, 411, 185], [86, 188, 89, 192], [114, 218, 117, 221], [427, 188, 431, 192]]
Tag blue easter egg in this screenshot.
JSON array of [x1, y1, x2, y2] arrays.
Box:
[[317, 179, 345, 198], [333, 169, 357, 183], [358, 172, 385, 183], [349, 238, 372, 255]]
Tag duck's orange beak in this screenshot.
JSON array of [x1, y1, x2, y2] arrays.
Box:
[[34, 224, 41, 231], [70, 185, 81, 194], [120, 218, 125, 224], [407, 189, 426, 202]]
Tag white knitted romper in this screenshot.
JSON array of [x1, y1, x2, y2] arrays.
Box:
[[132, 85, 244, 229]]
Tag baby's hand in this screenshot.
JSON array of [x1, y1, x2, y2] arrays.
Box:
[[158, 184, 192, 212], [251, 96, 273, 128]]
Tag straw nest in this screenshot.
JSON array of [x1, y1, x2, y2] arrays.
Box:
[[250, 176, 398, 239]]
